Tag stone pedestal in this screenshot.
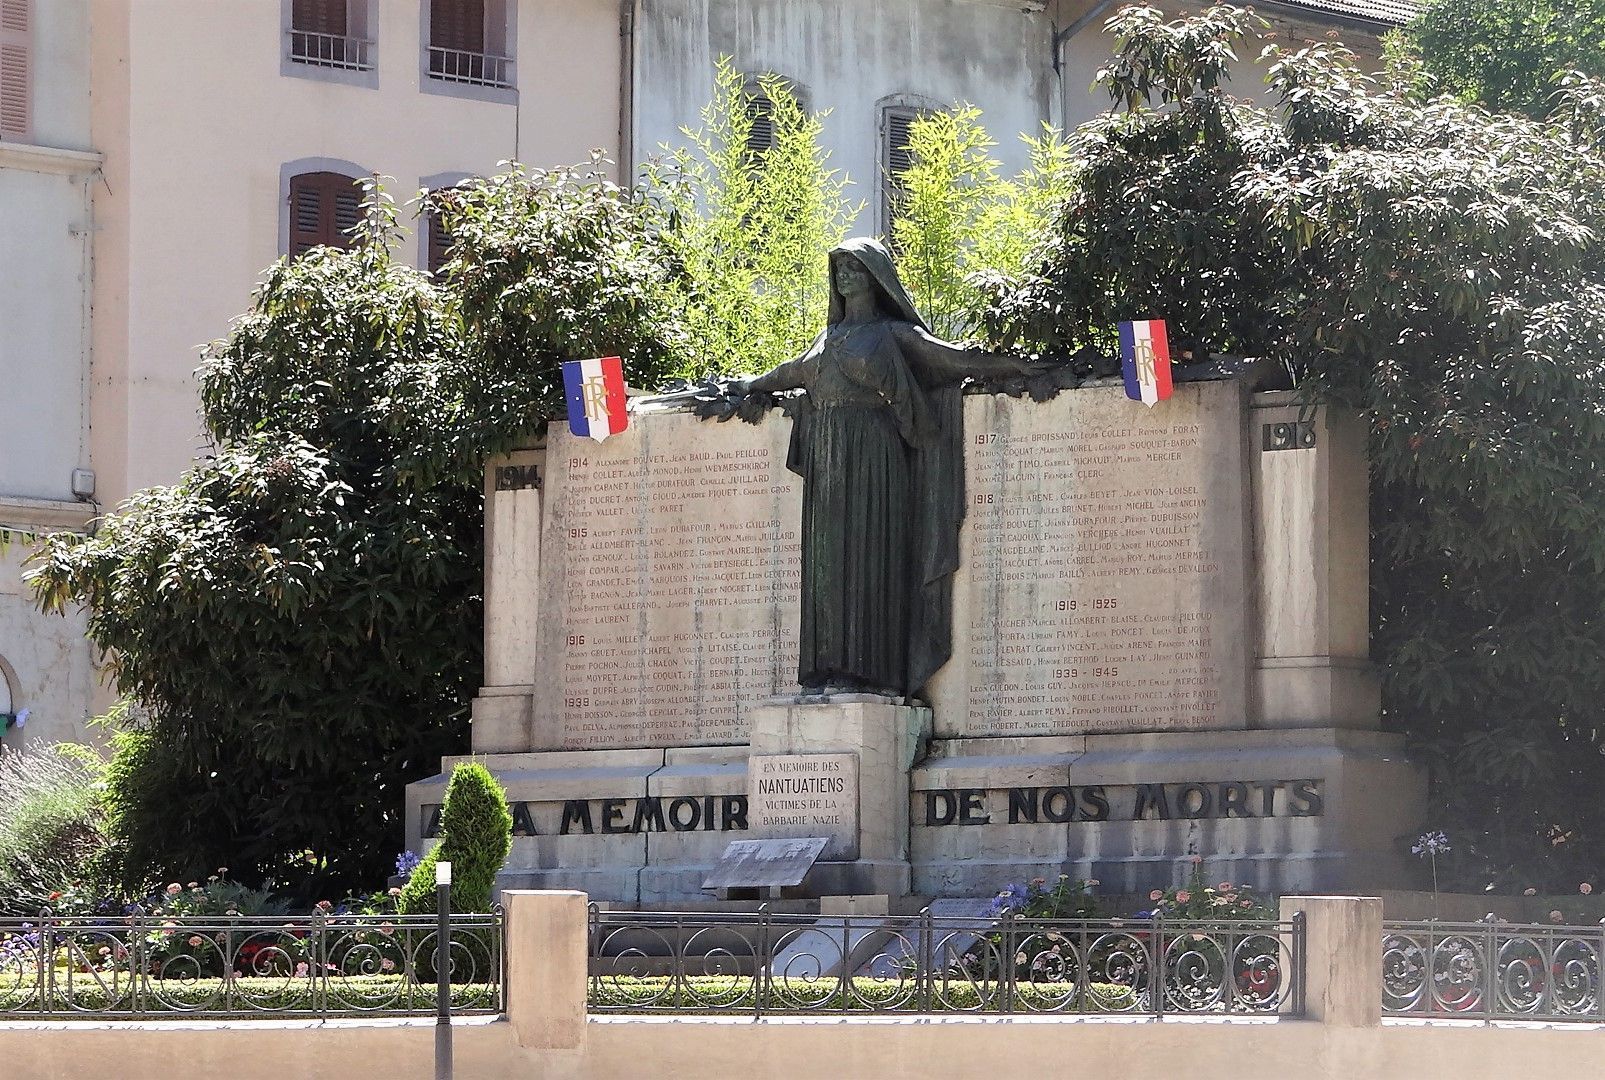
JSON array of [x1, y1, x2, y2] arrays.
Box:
[[910, 727, 1423, 897], [746, 698, 931, 898]]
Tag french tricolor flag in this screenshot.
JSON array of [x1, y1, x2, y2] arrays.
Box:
[[1119, 320, 1173, 408], [562, 356, 628, 443]]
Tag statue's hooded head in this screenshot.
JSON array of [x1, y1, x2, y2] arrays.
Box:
[[826, 237, 928, 331]]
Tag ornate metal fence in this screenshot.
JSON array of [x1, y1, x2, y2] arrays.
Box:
[[1382, 920, 1603, 1022], [589, 906, 1303, 1017], [0, 909, 502, 1019]]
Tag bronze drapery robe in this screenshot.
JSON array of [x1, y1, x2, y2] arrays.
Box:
[[749, 306, 1014, 697]]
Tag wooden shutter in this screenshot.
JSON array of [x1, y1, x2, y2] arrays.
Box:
[[744, 92, 775, 164], [430, 0, 485, 52], [426, 207, 451, 275], [0, 0, 30, 141], [881, 107, 922, 235], [288, 171, 363, 256], [291, 0, 347, 36]]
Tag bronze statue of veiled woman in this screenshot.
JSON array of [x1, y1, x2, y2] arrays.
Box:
[[729, 237, 1048, 698]]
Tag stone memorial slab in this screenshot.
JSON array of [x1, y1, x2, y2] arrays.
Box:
[[533, 409, 802, 750], [701, 836, 829, 891], [747, 753, 860, 860], [927, 381, 1251, 738]]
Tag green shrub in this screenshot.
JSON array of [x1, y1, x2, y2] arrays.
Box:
[[0, 975, 497, 1015], [588, 975, 1137, 1013], [0, 741, 113, 916], [397, 762, 511, 915]]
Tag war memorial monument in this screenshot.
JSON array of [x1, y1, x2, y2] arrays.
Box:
[[407, 240, 1425, 905]]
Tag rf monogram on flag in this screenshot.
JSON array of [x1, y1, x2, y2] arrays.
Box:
[[1119, 319, 1173, 407], [563, 355, 628, 443]]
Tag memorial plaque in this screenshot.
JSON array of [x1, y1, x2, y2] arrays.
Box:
[[929, 381, 1250, 737], [747, 753, 860, 860], [534, 410, 803, 750], [702, 837, 829, 891]]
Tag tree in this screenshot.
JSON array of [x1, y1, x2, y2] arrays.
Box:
[[991, 5, 1605, 889], [31, 175, 678, 898], [1391, 0, 1605, 119], [31, 192, 479, 896], [890, 107, 1073, 343], [646, 59, 861, 377]]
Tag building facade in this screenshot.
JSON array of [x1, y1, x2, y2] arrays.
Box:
[[0, 0, 100, 748], [1, 0, 626, 750], [0, 0, 1408, 751], [629, 0, 1407, 237]]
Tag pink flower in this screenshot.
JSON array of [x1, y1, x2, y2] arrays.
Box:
[[380, 958, 395, 972], [1217, 882, 1233, 891], [1190, 855, 1203, 865], [187, 936, 203, 947], [1240, 899, 1253, 908], [1149, 890, 1164, 901], [165, 883, 182, 896], [1550, 910, 1564, 923], [295, 962, 310, 977], [1581, 883, 1594, 895], [1176, 890, 1192, 903]]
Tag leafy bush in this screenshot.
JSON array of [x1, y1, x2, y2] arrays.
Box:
[[989, 4, 1605, 890], [1388, 0, 1605, 119], [891, 107, 1073, 343], [397, 762, 512, 915], [34, 191, 479, 899], [434, 155, 688, 447], [0, 742, 112, 916], [647, 58, 860, 377], [1138, 860, 1276, 920]]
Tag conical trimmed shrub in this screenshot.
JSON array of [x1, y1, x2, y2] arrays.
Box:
[[397, 761, 512, 915]]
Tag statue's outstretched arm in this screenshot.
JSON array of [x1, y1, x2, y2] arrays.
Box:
[[894, 324, 1054, 387]]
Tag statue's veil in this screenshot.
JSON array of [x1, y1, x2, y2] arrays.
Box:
[[826, 237, 928, 331]]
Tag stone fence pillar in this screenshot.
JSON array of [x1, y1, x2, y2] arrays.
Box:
[[1280, 894, 1382, 1026], [503, 889, 589, 1050]]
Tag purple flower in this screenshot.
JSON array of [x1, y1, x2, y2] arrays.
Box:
[[395, 851, 423, 876], [1411, 831, 1451, 857]]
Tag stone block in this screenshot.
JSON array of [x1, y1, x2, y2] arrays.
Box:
[[929, 381, 1252, 739], [469, 689, 532, 754], [910, 728, 1423, 898], [1255, 657, 1381, 729], [748, 701, 930, 866]]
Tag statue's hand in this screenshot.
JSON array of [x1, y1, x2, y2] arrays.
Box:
[[734, 387, 773, 424]]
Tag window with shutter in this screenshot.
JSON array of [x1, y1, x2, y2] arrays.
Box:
[[426, 0, 512, 89], [287, 0, 372, 72], [881, 106, 924, 238], [288, 171, 364, 256], [0, 0, 31, 141], [744, 91, 776, 166], [426, 206, 453, 275]]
